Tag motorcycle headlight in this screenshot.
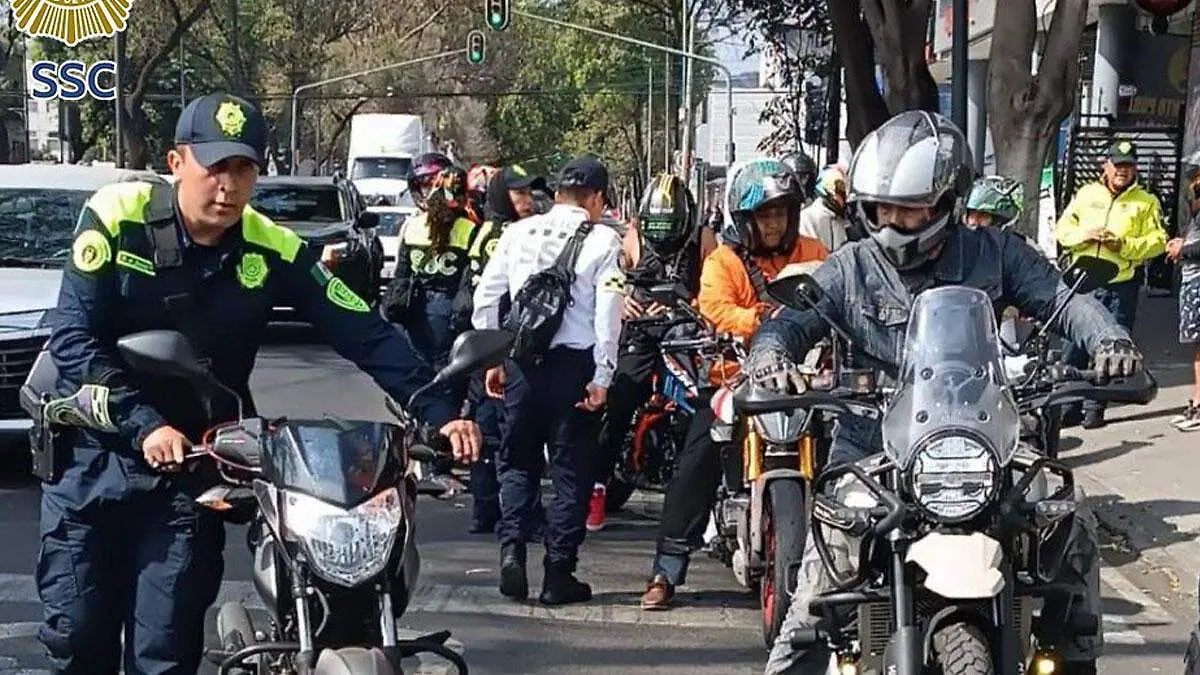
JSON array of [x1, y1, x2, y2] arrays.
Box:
[[752, 410, 808, 445], [283, 488, 404, 587], [908, 433, 999, 523]]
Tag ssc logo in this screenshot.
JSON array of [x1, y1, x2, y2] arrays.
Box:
[[12, 0, 133, 46]]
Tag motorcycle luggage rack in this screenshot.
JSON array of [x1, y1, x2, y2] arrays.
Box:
[[215, 637, 469, 675]]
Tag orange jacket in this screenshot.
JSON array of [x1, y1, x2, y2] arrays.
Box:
[[698, 237, 828, 338]]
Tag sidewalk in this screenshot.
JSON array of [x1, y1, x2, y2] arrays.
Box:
[[1064, 292, 1200, 613]]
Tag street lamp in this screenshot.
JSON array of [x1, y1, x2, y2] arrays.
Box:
[[289, 47, 466, 174], [951, 0, 968, 132], [513, 8, 736, 166]]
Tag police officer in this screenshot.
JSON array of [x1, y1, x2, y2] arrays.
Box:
[[472, 155, 625, 605], [38, 93, 480, 675], [590, 172, 704, 532], [385, 165, 478, 370], [460, 164, 547, 533]]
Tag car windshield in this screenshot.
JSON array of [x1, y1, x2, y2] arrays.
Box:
[[252, 185, 345, 223], [374, 211, 409, 236], [0, 188, 89, 265], [352, 157, 412, 180]]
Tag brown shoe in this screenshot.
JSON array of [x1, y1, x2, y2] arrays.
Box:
[[640, 575, 675, 610]]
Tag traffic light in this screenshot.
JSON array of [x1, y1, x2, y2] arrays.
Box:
[[485, 0, 510, 31], [467, 30, 486, 65]]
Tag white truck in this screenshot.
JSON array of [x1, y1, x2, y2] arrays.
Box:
[[347, 114, 432, 205]]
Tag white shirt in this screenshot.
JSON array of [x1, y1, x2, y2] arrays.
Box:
[[472, 204, 626, 387]]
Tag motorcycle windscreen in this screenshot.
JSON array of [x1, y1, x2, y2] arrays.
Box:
[[265, 419, 403, 507], [880, 286, 1021, 468]]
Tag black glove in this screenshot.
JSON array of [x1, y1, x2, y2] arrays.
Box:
[[747, 348, 807, 394], [1092, 338, 1143, 378]]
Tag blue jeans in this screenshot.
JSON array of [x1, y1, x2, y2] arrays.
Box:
[[37, 485, 225, 675], [468, 374, 503, 527]]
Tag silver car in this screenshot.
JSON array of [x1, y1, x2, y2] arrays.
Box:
[[0, 164, 158, 440]]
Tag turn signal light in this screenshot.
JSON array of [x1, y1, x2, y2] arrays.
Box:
[[837, 658, 858, 675], [1032, 654, 1058, 674]]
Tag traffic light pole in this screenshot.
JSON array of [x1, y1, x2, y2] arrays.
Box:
[[513, 8, 736, 166], [289, 49, 465, 175]]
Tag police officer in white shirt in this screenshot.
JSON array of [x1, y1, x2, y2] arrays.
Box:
[[472, 154, 626, 606]]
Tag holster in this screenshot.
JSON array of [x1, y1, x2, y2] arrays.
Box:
[[19, 350, 71, 483]]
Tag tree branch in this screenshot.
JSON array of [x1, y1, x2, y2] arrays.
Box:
[[128, 0, 214, 107]]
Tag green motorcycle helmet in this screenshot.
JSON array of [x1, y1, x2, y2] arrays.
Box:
[[965, 175, 1024, 230]]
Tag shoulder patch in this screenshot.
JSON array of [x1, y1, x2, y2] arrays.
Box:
[[237, 251, 269, 289], [72, 230, 112, 272], [242, 207, 302, 263], [600, 271, 626, 295], [326, 277, 370, 313]]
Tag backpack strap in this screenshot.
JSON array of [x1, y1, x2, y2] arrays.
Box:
[[141, 182, 214, 366], [734, 244, 776, 305], [554, 222, 594, 283]]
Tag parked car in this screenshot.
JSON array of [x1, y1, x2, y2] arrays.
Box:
[[250, 175, 384, 319], [0, 164, 159, 442], [367, 201, 418, 281]]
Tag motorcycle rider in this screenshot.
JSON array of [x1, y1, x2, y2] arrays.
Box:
[[798, 164, 856, 251], [780, 151, 818, 202], [36, 94, 479, 675], [461, 164, 548, 533], [590, 173, 706, 532], [749, 110, 1141, 675], [965, 174, 1025, 231], [639, 157, 827, 609]]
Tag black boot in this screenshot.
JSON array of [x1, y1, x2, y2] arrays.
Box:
[[499, 544, 528, 601], [539, 562, 592, 606]]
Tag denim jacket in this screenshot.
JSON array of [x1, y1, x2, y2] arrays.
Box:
[[751, 225, 1130, 463]]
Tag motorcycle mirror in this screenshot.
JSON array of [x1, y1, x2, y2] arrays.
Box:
[[648, 282, 691, 305], [116, 330, 245, 421], [408, 330, 516, 410], [117, 329, 210, 381], [766, 264, 825, 309], [1062, 255, 1118, 295]]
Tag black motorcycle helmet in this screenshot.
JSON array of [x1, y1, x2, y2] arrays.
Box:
[[637, 173, 696, 256], [780, 150, 817, 200], [407, 152, 453, 209]]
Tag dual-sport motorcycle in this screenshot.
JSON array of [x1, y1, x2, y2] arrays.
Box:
[[114, 328, 514, 675], [737, 269, 1155, 674]]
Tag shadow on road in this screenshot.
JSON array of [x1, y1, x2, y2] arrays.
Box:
[[1062, 439, 1153, 470], [1087, 492, 1200, 563]]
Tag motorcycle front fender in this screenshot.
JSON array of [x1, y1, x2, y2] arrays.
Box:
[[313, 646, 398, 675], [907, 532, 1004, 599], [749, 469, 805, 558]]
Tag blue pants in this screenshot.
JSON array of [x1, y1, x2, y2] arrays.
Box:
[[498, 348, 600, 570], [1065, 278, 1140, 412], [37, 485, 225, 675], [402, 290, 457, 371], [469, 374, 503, 527]]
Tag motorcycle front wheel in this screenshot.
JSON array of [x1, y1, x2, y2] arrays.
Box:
[[314, 647, 399, 675], [760, 479, 806, 646], [931, 623, 994, 675]]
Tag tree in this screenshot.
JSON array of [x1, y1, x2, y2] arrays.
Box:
[[0, 23, 27, 163], [737, 0, 939, 150], [988, 0, 1089, 239]]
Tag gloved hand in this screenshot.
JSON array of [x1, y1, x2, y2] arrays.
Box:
[[1093, 338, 1143, 378], [747, 348, 807, 394]]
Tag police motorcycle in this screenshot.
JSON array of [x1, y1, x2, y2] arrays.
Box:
[[745, 274, 1155, 674], [606, 283, 718, 511], [109, 328, 514, 675]]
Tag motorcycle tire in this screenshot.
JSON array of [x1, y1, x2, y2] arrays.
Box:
[[931, 622, 994, 675], [215, 601, 259, 674], [314, 646, 400, 675], [606, 475, 637, 512], [760, 479, 806, 647]]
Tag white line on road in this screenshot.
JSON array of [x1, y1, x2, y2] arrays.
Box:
[[1099, 566, 1174, 625]]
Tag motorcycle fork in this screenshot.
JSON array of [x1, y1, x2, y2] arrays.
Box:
[[379, 582, 398, 648], [743, 429, 762, 482], [993, 562, 1020, 675], [293, 574, 316, 668]]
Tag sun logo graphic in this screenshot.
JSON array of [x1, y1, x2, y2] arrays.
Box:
[[11, 0, 133, 47]]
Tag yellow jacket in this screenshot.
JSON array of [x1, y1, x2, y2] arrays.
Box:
[[1055, 180, 1167, 283]]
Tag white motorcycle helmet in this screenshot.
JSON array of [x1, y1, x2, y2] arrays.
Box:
[[848, 111, 974, 270]]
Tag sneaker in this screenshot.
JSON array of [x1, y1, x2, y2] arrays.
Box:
[[1175, 401, 1200, 432], [586, 484, 607, 532]]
